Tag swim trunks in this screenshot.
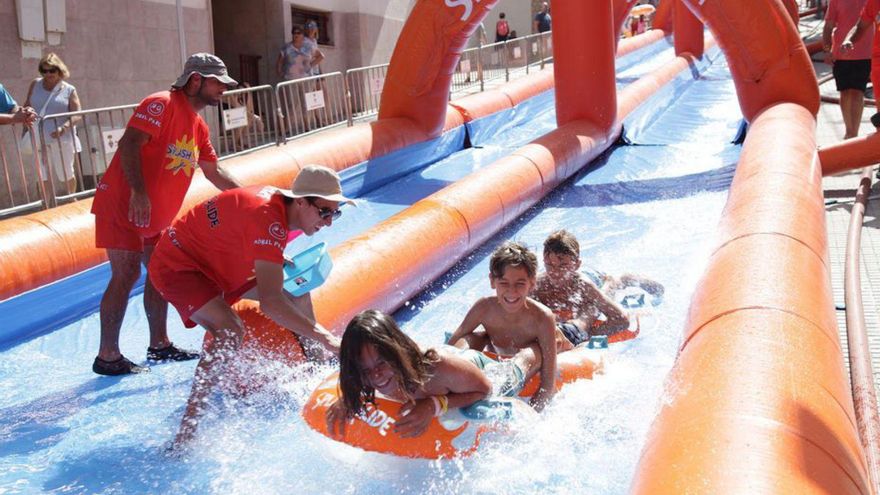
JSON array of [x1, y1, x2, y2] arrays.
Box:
[[557, 321, 590, 347], [454, 348, 525, 397]]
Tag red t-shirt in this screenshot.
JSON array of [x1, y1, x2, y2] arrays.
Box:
[[859, 0, 880, 59], [153, 186, 293, 296], [91, 90, 218, 238]]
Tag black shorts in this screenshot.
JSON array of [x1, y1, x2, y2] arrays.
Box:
[[833, 59, 871, 92], [557, 321, 589, 346]]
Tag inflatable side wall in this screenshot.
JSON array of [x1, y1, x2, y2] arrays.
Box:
[[630, 0, 870, 493]]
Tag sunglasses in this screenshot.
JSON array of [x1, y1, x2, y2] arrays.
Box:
[[293, 31, 304, 36], [308, 198, 342, 221], [39, 66, 59, 74]]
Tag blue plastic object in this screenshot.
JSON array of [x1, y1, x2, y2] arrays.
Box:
[[283, 242, 333, 296], [620, 292, 646, 309], [587, 335, 609, 349], [460, 399, 515, 421]]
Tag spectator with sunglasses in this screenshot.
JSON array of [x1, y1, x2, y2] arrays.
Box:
[[148, 164, 353, 449], [23, 53, 82, 195], [276, 25, 324, 81]]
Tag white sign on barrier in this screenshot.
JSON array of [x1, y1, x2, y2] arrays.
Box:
[[491, 53, 499, 65], [222, 106, 248, 130], [532, 42, 538, 55], [102, 128, 126, 155], [547, 38, 553, 50], [305, 90, 325, 111], [513, 46, 522, 59], [370, 76, 385, 95], [459, 59, 471, 74]]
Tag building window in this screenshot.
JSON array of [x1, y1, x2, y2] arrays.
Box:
[[291, 7, 332, 46]]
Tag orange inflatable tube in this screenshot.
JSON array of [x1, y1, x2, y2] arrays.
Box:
[[300, 345, 604, 459], [630, 0, 869, 492], [819, 133, 880, 176]]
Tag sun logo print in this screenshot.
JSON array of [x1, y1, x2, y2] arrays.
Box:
[[165, 135, 200, 177]]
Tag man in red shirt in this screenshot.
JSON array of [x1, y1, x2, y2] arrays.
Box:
[[842, 0, 880, 115], [828, 0, 873, 138], [90, 53, 241, 375], [149, 165, 352, 447]]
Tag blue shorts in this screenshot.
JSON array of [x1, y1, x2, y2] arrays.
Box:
[[455, 348, 525, 397], [557, 321, 590, 346]]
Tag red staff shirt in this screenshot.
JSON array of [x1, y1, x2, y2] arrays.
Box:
[[91, 90, 218, 238]]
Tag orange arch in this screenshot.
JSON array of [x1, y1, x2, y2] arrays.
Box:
[[378, 0, 499, 137]]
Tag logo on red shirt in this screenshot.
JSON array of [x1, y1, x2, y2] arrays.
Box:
[[165, 135, 200, 177], [269, 222, 287, 240], [147, 101, 165, 116]]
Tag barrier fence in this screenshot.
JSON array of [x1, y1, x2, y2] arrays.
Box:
[[0, 32, 555, 218]]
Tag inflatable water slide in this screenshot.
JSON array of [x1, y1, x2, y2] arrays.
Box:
[[0, 0, 873, 493]]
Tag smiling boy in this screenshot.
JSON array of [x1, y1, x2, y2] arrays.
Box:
[[447, 241, 557, 411], [534, 230, 663, 351]]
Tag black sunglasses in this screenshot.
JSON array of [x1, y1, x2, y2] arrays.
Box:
[[39, 66, 59, 74], [292, 31, 304, 36], [307, 198, 342, 221]]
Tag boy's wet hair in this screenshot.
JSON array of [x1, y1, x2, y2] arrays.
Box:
[[490, 241, 538, 279], [543, 230, 580, 259], [338, 309, 438, 418]]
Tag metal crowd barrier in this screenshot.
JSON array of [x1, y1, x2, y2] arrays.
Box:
[[38, 103, 137, 208], [345, 63, 389, 124], [451, 45, 484, 94], [0, 30, 555, 218], [0, 123, 46, 218], [214, 84, 279, 159], [276, 72, 349, 142]]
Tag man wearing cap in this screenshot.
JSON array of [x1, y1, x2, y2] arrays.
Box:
[[148, 164, 351, 447], [90, 53, 242, 376]]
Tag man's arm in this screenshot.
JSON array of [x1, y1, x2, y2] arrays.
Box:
[[578, 281, 629, 334], [395, 353, 492, 437], [311, 48, 325, 68], [843, 17, 871, 50], [529, 317, 557, 412], [0, 106, 36, 125], [117, 126, 152, 228], [200, 160, 241, 191], [446, 300, 487, 348], [276, 52, 285, 77], [254, 259, 340, 355], [822, 17, 836, 62]]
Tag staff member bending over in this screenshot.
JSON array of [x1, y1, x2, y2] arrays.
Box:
[[150, 165, 352, 448]]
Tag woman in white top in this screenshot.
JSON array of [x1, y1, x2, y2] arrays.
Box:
[[24, 53, 82, 196]]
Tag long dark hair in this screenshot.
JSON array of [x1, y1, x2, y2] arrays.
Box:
[[338, 309, 438, 418]]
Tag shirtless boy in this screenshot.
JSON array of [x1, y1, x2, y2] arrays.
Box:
[[533, 230, 663, 351], [447, 241, 557, 411]]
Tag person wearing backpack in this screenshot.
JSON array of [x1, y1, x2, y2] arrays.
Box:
[[496, 12, 510, 43]]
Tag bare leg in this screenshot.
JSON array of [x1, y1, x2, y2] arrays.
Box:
[[141, 245, 171, 349], [514, 344, 542, 384], [841, 89, 863, 139], [98, 249, 143, 361], [173, 297, 244, 449], [848, 89, 866, 138]]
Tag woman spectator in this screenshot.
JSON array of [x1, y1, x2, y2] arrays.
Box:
[[24, 53, 82, 196]]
